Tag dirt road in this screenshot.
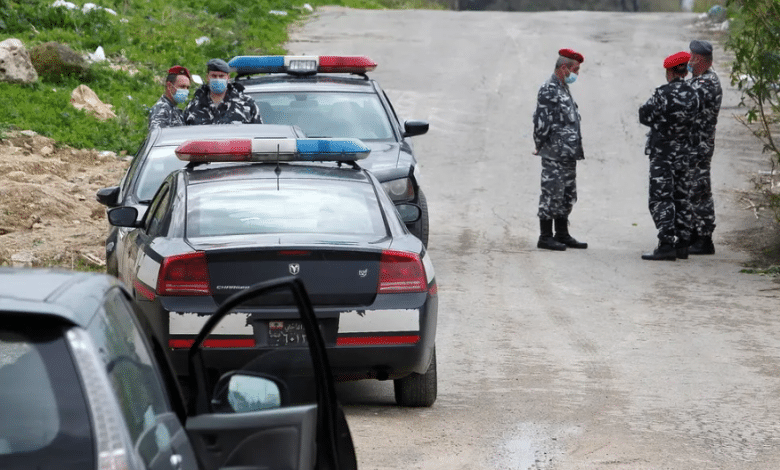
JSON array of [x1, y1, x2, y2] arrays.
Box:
[[285, 8, 780, 469]]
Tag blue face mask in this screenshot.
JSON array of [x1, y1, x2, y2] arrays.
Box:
[[565, 72, 578, 84], [173, 88, 189, 104], [209, 78, 228, 94]]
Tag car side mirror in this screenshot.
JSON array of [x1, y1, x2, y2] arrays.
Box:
[[107, 206, 141, 228], [96, 186, 120, 207], [402, 120, 429, 138], [396, 203, 421, 224], [211, 372, 286, 413]]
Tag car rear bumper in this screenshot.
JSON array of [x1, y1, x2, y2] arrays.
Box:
[[163, 294, 437, 380]]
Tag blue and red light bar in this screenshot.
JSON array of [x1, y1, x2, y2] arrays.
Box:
[[175, 137, 370, 163], [228, 55, 377, 75]]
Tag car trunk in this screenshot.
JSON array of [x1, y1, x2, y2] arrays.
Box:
[[199, 240, 384, 308]]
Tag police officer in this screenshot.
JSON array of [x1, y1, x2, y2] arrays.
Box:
[[687, 39, 722, 255], [148, 65, 191, 130], [639, 51, 700, 261], [183, 58, 263, 125], [533, 48, 587, 251]]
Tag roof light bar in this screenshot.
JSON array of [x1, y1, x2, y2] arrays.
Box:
[[175, 138, 371, 163], [229, 55, 377, 75]]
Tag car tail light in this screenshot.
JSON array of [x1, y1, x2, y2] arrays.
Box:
[[157, 252, 211, 296], [378, 250, 427, 293], [67, 329, 144, 470]]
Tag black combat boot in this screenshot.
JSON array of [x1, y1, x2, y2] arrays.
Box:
[[641, 242, 677, 261], [553, 218, 588, 249], [688, 235, 715, 255], [538, 219, 566, 251], [676, 239, 689, 260]]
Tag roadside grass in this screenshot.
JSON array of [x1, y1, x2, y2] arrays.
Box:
[[0, 0, 445, 155]]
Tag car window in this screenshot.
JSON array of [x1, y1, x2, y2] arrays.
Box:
[[120, 135, 153, 200], [146, 184, 172, 237], [0, 323, 94, 469], [94, 290, 172, 444], [250, 92, 394, 140], [186, 179, 387, 238], [135, 147, 187, 203]]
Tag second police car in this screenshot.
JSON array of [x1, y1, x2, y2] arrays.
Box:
[[229, 55, 431, 246], [106, 130, 439, 407]]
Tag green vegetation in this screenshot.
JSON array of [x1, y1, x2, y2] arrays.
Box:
[[740, 265, 780, 277], [0, 0, 444, 155], [725, 0, 780, 222]]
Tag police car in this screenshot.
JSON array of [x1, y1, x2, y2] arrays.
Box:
[[97, 124, 308, 276], [0, 269, 357, 470], [229, 55, 431, 246], [106, 134, 439, 407]]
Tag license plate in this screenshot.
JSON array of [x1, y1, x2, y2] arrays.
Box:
[[268, 320, 307, 347]]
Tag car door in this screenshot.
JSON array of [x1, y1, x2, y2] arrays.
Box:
[[120, 181, 172, 294], [182, 278, 357, 470], [91, 287, 199, 470]]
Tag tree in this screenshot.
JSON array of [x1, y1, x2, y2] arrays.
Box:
[[726, 0, 780, 168]]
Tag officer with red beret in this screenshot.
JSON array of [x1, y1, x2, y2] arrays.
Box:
[[148, 65, 191, 130], [532, 48, 588, 251], [638, 51, 701, 260]]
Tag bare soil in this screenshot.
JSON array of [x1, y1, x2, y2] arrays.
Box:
[[0, 130, 129, 270]]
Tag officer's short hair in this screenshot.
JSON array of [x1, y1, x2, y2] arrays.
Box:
[[669, 64, 688, 76], [555, 56, 577, 70]]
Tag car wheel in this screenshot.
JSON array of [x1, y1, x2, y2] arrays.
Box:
[[393, 346, 437, 407], [408, 189, 429, 247]]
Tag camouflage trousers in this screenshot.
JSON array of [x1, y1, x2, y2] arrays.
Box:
[[648, 149, 692, 245], [538, 157, 577, 220], [690, 137, 716, 237]]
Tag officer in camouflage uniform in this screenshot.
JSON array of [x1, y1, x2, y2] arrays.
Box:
[[184, 58, 263, 125], [533, 48, 587, 251], [639, 51, 700, 261], [148, 65, 191, 130], [687, 39, 722, 255]]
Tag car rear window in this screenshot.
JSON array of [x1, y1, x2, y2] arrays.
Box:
[[0, 323, 94, 469], [186, 179, 387, 238], [249, 92, 394, 140]]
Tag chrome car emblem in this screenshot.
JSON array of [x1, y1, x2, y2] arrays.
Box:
[[358, 269, 368, 278], [289, 263, 300, 275]]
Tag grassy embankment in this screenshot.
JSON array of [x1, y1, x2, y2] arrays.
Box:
[[0, 0, 443, 154]]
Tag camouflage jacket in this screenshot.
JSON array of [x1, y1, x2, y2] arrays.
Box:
[[183, 82, 263, 125], [688, 68, 722, 142], [148, 95, 185, 130], [533, 74, 584, 161], [639, 77, 700, 155]]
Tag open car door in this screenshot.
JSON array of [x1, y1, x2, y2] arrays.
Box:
[[183, 277, 357, 470]]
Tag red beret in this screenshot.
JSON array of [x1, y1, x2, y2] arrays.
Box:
[[559, 48, 584, 63], [663, 51, 691, 69], [167, 65, 191, 79]]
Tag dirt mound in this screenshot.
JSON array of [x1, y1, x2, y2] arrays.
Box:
[[0, 130, 129, 269]]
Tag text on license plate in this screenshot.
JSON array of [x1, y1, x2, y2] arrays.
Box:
[[268, 321, 307, 347]]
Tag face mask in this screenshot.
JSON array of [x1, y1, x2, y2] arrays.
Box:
[[209, 78, 228, 94], [173, 88, 189, 104], [565, 72, 578, 84], [687, 63, 694, 74]]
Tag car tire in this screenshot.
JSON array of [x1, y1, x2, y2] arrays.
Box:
[[408, 189, 429, 247], [393, 346, 437, 407]]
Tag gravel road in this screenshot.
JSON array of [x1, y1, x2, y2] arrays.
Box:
[[286, 8, 780, 470]]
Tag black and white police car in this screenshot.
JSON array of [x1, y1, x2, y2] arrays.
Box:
[[0, 269, 357, 470], [106, 133, 439, 407], [229, 55, 431, 246]]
